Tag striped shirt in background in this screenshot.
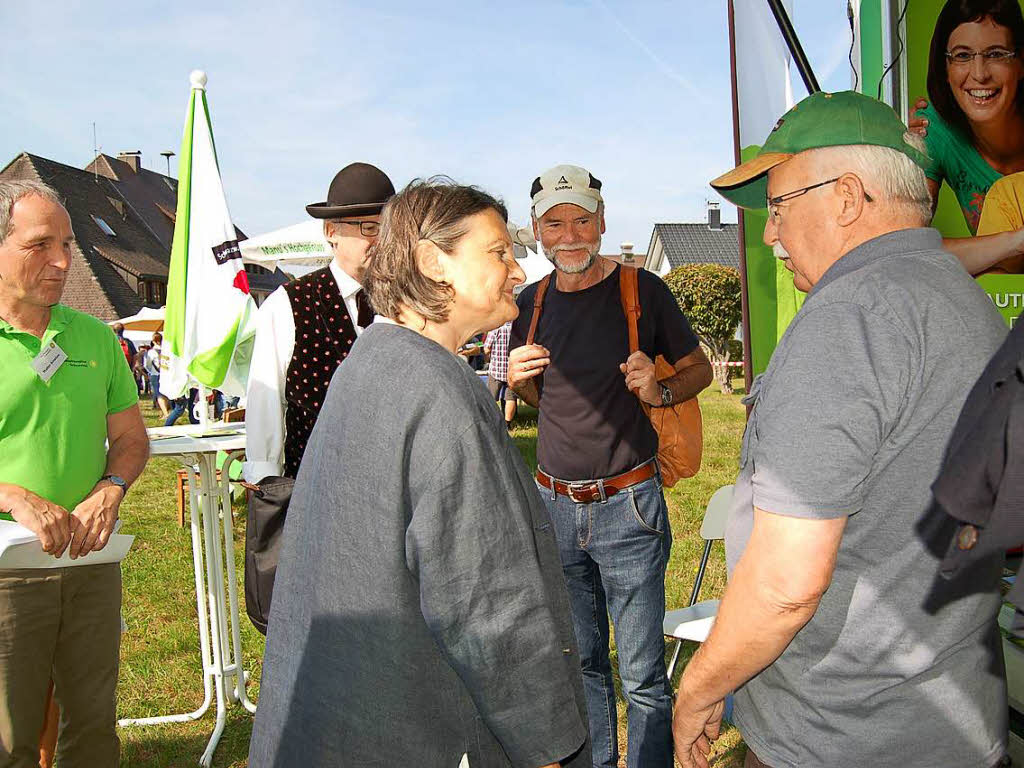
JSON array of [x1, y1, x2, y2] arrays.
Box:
[[485, 321, 512, 382]]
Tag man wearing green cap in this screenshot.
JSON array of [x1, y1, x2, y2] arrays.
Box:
[[672, 91, 1009, 768]]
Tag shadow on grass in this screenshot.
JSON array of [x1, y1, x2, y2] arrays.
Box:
[[119, 709, 254, 767]]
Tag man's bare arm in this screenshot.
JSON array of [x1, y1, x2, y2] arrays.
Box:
[[663, 345, 713, 402], [622, 344, 713, 406], [672, 507, 846, 767], [68, 404, 149, 557], [102, 404, 150, 486], [681, 508, 846, 705]]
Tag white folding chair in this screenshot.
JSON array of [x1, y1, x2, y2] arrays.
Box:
[[664, 484, 733, 681]]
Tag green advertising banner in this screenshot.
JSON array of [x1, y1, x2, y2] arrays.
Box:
[[903, 0, 1024, 330], [976, 275, 1024, 327]]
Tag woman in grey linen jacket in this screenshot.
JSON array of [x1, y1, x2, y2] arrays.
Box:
[[248, 178, 590, 768]]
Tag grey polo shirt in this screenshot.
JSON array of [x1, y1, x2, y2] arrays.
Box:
[[726, 228, 1008, 768]]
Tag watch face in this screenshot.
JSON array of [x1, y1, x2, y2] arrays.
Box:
[[105, 475, 127, 489]]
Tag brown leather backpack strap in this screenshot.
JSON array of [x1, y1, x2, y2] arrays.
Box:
[[618, 265, 641, 354], [526, 273, 551, 345]]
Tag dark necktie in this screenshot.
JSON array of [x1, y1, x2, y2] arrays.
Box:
[[355, 289, 375, 329]]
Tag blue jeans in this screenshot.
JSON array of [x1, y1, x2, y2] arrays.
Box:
[[148, 373, 161, 406], [164, 389, 200, 427], [539, 470, 673, 768]]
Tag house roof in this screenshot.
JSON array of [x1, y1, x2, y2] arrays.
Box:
[[3, 151, 281, 319], [647, 223, 740, 271], [84, 154, 180, 250], [0, 153, 173, 320]]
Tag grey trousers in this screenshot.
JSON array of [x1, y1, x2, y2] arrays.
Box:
[[0, 563, 121, 768]]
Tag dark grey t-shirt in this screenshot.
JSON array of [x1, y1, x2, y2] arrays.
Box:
[[726, 229, 1008, 768], [510, 264, 699, 480]]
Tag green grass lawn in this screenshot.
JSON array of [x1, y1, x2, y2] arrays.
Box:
[[115, 381, 748, 767]]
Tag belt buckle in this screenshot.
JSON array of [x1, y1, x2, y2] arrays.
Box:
[[567, 479, 606, 504]]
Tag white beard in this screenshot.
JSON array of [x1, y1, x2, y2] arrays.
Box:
[[544, 235, 603, 275]]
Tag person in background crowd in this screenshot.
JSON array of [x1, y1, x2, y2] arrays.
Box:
[[508, 164, 711, 768], [248, 178, 589, 768], [908, 0, 1024, 273], [0, 179, 149, 768], [144, 333, 169, 418], [111, 322, 136, 369], [674, 90, 1008, 768], [244, 162, 394, 485], [484, 320, 518, 430], [134, 345, 149, 395]]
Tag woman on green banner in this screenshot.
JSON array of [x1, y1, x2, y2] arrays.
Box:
[[909, 0, 1024, 273]]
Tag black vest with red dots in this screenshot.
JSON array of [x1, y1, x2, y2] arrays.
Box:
[[281, 267, 359, 478]]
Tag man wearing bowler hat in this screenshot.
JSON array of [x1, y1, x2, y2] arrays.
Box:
[[245, 162, 395, 484], [241, 163, 394, 633]]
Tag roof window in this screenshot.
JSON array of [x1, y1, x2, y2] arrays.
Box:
[[92, 215, 116, 237]]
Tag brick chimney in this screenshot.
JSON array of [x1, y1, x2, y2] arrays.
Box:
[[620, 242, 635, 263], [118, 151, 141, 173], [707, 201, 722, 230]]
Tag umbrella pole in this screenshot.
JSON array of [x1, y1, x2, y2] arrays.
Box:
[[198, 383, 211, 430]]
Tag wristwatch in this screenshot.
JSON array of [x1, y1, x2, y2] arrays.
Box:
[[101, 474, 128, 493], [659, 383, 673, 407]]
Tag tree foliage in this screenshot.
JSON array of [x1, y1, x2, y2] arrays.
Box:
[[663, 263, 742, 393]]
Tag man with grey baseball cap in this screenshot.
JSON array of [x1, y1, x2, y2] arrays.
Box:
[[509, 164, 712, 767], [672, 90, 1009, 768]]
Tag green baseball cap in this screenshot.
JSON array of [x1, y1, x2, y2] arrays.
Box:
[[710, 90, 930, 210]]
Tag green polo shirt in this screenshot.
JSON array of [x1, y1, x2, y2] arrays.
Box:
[[0, 304, 138, 512]]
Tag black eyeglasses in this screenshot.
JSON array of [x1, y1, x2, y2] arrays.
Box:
[[767, 176, 874, 221], [334, 220, 380, 237]]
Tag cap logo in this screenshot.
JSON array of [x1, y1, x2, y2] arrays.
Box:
[[771, 117, 785, 132], [557, 175, 568, 184]]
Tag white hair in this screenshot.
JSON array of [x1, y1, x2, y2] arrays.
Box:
[[806, 135, 932, 223], [0, 180, 63, 246]]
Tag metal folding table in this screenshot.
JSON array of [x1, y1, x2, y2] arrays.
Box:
[[118, 428, 255, 767]]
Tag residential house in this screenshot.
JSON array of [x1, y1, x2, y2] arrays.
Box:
[[0, 150, 285, 322], [645, 202, 740, 276]]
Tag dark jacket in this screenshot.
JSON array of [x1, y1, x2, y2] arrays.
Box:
[[932, 318, 1021, 628], [248, 322, 589, 768]]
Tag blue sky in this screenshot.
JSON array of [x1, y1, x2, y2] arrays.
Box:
[[0, 1, 852, 254]]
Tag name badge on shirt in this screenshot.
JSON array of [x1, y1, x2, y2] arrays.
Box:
[[31, 341, 68, 383]]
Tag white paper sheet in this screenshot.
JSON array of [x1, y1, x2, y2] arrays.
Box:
[[0, 520, 133, 569]]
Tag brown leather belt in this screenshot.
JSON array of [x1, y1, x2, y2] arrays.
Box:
[[536, 461, 657, 504]]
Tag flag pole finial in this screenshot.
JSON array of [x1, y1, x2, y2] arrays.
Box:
[[190, 70, 208, 90]]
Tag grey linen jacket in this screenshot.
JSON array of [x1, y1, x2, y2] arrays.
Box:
[[248, 322, 589, 768]]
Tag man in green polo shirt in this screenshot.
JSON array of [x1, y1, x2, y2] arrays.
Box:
[[0, 180, 149, 768]]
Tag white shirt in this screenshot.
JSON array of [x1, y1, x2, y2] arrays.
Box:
[[243, 261, 365, 482], [143, 345, 161, 376]]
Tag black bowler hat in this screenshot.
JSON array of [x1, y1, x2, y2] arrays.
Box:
[[305, 162, 395, 219]]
